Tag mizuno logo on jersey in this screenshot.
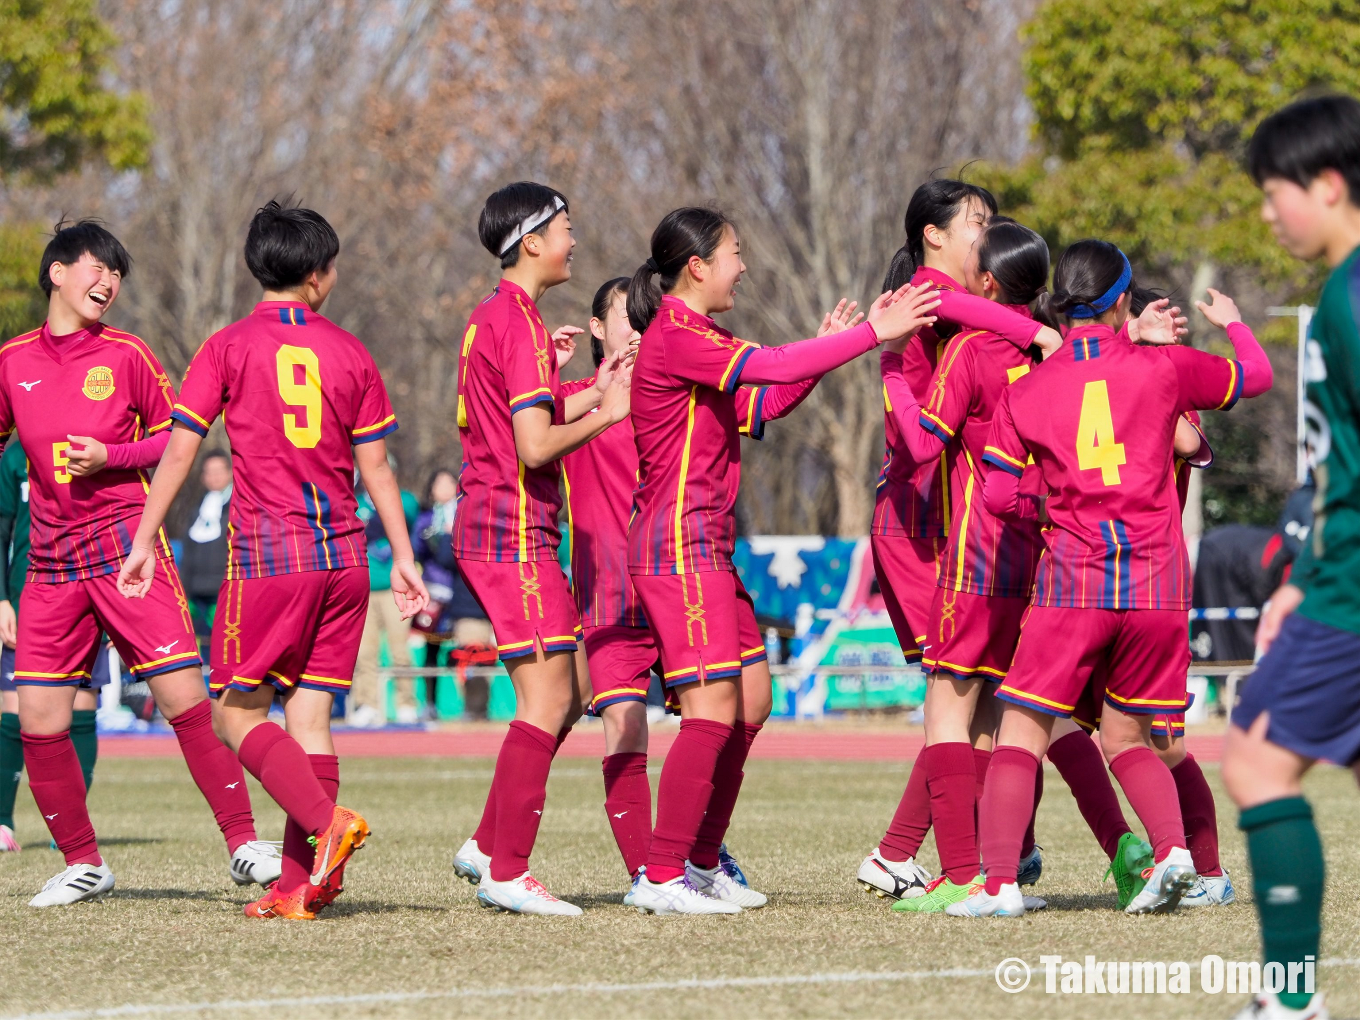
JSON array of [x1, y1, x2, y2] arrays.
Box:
[[154, 641, 179, 654], [17, 380, 40, 391]]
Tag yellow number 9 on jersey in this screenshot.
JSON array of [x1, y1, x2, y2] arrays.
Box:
[[276, 345, 323, 449]]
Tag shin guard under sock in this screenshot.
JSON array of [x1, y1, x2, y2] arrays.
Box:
[[646, 718, 732, 883], [21, 731, 99, 866], [924, 742, 980, 885], [691, 721, 761, 869], [879, 756, 931, 861], [1172, 754, 1221, 876], [168, 701, 257, 853], [0, 712, 21, 829], [237, 722, 333, 837], [602, 752, 651, 877], [979, 747, 1040, 895], [69, 709, 98, 792], [488, 721, 558, 881], [1108, 746, 1185, 861], [1047, 729, 1131, 860]]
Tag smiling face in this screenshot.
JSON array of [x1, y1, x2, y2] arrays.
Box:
[[591, 289, 640, 361], [48, 253, 121, 327], [526, 211, 575, 287], [694, 224, 746, 316], [925, 196, 990, 283]]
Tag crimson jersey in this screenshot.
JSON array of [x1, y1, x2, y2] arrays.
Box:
[[452, 280, 563, 563], [983, 323, 1242, 610], [173, 301, 397, 579], [916, 313, 1043, 597], [0, 323, 175, 582], [629, 296, 762, 575], [873, 266, 956, 539]]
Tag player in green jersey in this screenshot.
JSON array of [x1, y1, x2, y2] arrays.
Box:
[[1224, 94, 1360, 1020]]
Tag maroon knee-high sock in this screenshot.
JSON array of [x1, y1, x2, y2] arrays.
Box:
[[166, 701, 256, 854], [979, 746, 1040, 895], [1021, 765, 1044, 858], [279, 754, 340, 894], [924, 742, 981, 885], [602, 752, 651, 877], [488, 721, 558, 881], [236, 723, 333, 837], [1047, 729, 1131, 860], [691, 721, 761, 869], [972, 747, 991, 803], [646, 718, 732, 883], [1171, 754, 1221, 876], [879, 757, 931, 861], [22, 731, 100, 866], [1108, 746, 1186, 861], [472, 725, 569, 855]]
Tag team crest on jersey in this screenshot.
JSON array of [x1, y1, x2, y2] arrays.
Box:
[[82, 366, 115, 401]]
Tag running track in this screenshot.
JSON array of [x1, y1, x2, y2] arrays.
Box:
[[98, 726, 1225, 762]]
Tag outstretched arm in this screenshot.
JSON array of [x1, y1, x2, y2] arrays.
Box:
[[116, 426, 203, 597], [880, 351, 948, 464], [936, 290, 1061, 356]]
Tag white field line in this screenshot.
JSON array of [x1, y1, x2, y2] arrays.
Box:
[[13, 960, 1360, 1020], [11, 958, 1360, 1020]]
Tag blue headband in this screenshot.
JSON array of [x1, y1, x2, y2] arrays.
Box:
[[1068, 251, 1132, 319]]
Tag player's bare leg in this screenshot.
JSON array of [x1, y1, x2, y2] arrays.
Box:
[[17, 683, 112, 905]]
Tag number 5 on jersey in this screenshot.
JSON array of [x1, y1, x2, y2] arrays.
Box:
[[276, 345, 322, 448], [1076, 379, 1125, 485]]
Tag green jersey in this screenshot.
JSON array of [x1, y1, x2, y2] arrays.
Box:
[[1294, 244, 1360, 635], [0, 437, 30, 608]]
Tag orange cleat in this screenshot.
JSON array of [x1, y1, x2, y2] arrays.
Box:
[[244, 883, 316, 920], [309, 805, 369, 892], [305, 861, 347, 913]]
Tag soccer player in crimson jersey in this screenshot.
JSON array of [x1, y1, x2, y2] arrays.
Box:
[[561, 277, 862, 903], [448, 183, 632, 917], [119, 201, 427, 921], [944, 239, 1272, 919], [2, 221, 277, 907], [622, 206, 941, 915]]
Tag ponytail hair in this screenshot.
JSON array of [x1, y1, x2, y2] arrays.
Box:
[[627, 207, 732, 333], [590, 276, 630, 367], [882, 178, 999, 291], [1049, 240, 1135, 323], [972, 216, 1058, 330]]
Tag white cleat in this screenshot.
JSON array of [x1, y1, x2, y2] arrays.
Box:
[[1180, 869, 1236, 908], [29, 861, 115, 907], [476, 871, 582, 916], [0, 824, 19, 852], [1233, 991, 1329, 1019], [687, 861, 767, 909], [229, 840, 283, 887], [631, 873, 742, 915], [452, 837, 490, 885], [945, 881, 1026, 917], [623, 868, 644, 907], [1125, 847, 1196, 914], [857, 848, 932, 900]]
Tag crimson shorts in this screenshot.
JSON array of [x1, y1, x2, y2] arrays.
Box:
[[871, 534, 943, 663], [15, 552, 200, 686], [457, 558, 580, 662], [631, 570, 766, 688], [210, 566, 368, 696], [1150, 690, 1195, 739], [997, 605, 1190, 718], [582, 624, 659, 712], [922, 588, 1028, 682]]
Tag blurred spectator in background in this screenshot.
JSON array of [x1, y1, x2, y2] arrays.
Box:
[[179, 450, 232, 664], [412, 469, 493, 720], [352, 456, 420, 727]]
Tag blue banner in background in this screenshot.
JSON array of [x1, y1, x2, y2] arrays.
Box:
[[732, 536, 860, 626]]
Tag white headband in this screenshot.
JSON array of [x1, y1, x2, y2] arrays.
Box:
[[498, 197, 565, 256]]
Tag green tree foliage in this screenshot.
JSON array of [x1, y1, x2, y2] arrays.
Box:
[[0, 222, 46, 339], [0, 0, 151, 177], [984, 0, 1360, 290]]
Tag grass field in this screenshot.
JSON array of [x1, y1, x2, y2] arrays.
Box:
[[1, 752, 1357, 1019]]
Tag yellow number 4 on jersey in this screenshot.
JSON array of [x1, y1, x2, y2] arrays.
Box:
[[1076, 379, 1125, 485]]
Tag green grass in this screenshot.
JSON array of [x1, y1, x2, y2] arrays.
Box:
[[1, 754, 1357, 1019]]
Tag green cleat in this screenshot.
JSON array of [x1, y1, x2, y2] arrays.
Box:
[[892, 874, 982, 913], [1105, 832, 1153, 910]]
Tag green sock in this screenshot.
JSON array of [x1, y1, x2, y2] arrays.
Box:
[[70, 709, 98, 792], [0, 712, 21, 829], [1240, 797, 1323, 1009]]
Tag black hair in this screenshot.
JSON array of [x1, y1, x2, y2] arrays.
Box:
[[201, 448, 231, 465], [590, 276, 630, 367], [627, 207, 732, 333], [973, 217, 1059, 332], [882, 179, 998, 291], [478, 182, 569, 270], [1248, 94, 1360, 205], [1049, 239, 1135, 322], [39, 219, 131, 298], [245, 199, 339, 290], [424, 467, 458, 507]]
